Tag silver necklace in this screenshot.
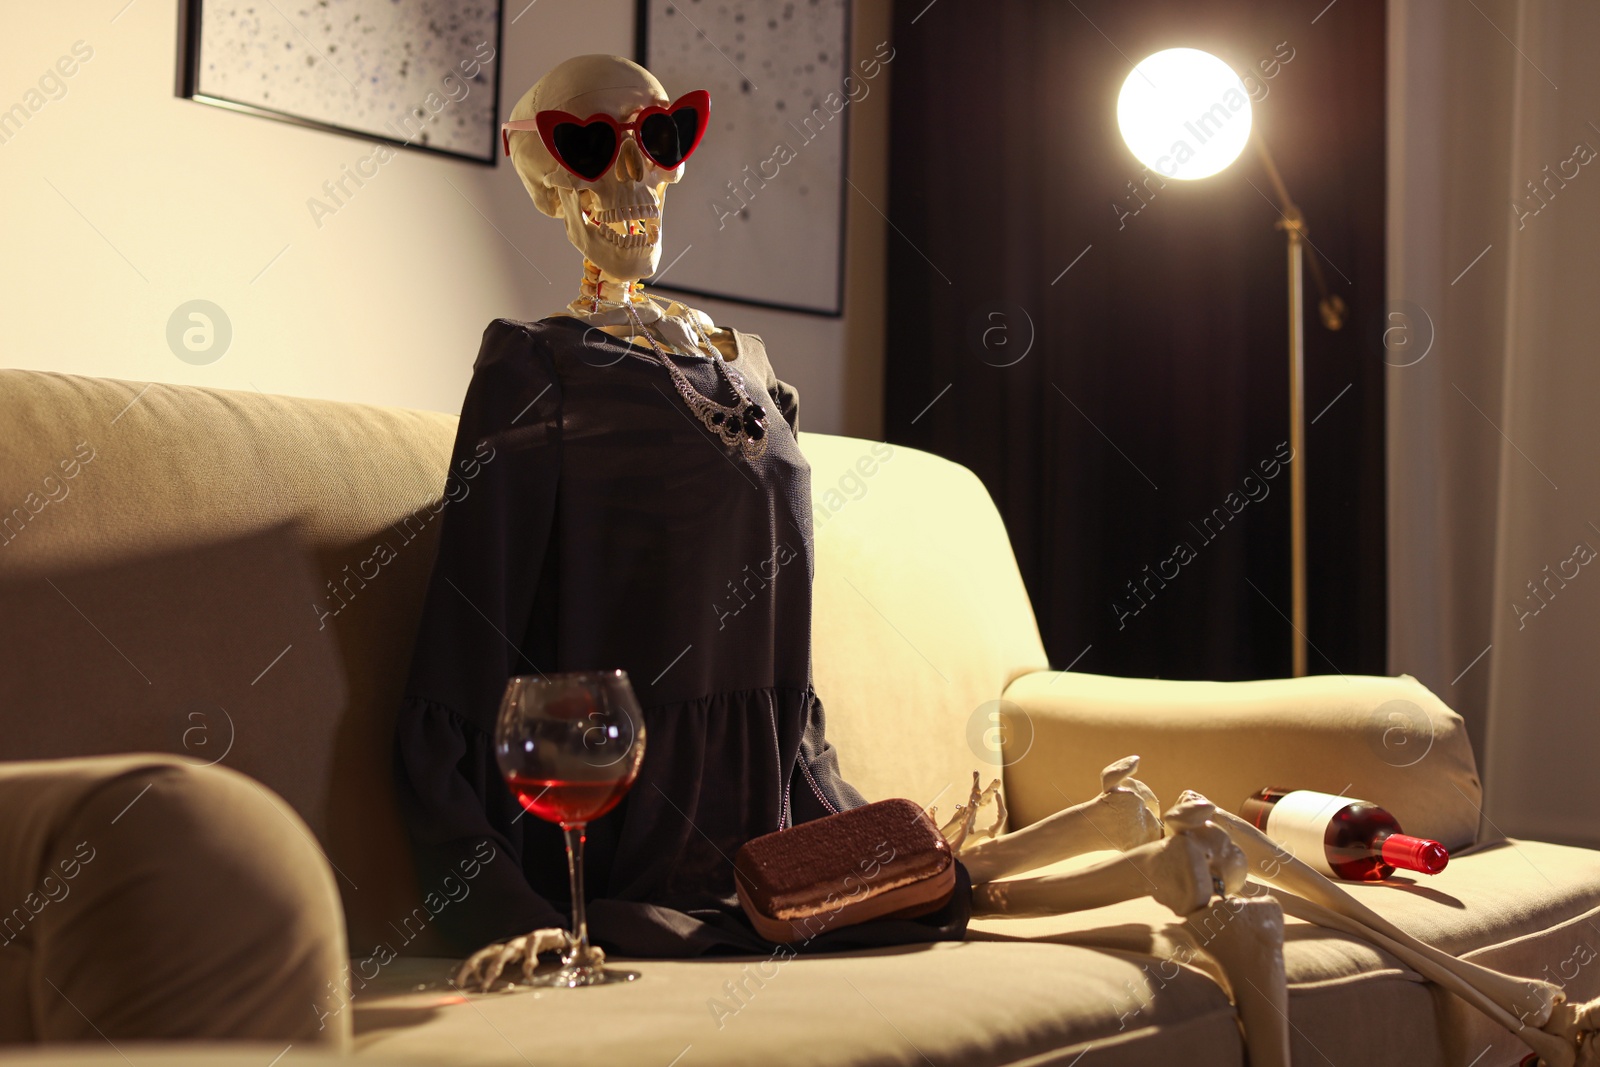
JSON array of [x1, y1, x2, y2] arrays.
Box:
[[624, 303, 767, 458]]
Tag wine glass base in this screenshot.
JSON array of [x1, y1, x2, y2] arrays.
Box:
[[525, 965, 641, 988]]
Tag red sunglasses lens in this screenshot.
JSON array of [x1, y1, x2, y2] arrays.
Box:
[[551, 120, 618, 180], [638, 105, 703, 168]]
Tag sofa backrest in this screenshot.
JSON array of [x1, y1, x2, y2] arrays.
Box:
[[800, 435, 1049, 810], [0, 370, 459, 950], [0, 370, 1047, 948]]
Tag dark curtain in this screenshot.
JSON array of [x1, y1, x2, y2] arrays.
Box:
[[884, 0, 1387, 681]]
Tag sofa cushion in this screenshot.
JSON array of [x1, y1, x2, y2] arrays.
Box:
[[350, 942, 1240, 1067], [965, 838, 1600, 1065], [804, 434, 1050, 815]]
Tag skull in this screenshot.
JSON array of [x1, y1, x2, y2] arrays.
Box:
[[506, 55, 685, 283]]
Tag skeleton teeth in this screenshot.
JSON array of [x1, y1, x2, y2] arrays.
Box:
[[576, 195, 661, 250], [591, 203, 659, 224], [588, 218, 658, 248]]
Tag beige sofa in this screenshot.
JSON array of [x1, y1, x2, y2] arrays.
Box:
[[2, 367, 1597, 1066]]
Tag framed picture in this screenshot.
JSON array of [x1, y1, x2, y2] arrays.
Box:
[[637, 0, 853, 316], [178, 0, 505, 166]]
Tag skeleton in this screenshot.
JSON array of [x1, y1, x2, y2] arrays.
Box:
[[452, 54, 1600, 1067]]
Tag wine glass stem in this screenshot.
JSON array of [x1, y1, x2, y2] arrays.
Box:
[[563, 823, 591, 965]]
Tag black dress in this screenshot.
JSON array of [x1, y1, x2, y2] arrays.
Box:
[[394, 316, 970, 957]]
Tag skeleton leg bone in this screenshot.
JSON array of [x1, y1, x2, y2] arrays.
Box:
[[1269, 888, 1578, 1067], [971, 794, 1291, 1067], [956, 768, 1577, 1065], [1161, 794, 1291, 1067], [1195, 796, 1590, 1067], [957, 756, 1165, 883], [1205, 800, 1562, 1019], [971, 830, 1230, 918], [1171, 895, 1291, 1067], [972, 794, 1248, 918]]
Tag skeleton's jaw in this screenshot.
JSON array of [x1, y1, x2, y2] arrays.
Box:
[[579, 187, 662, 252], [557, 186, 662, 284]]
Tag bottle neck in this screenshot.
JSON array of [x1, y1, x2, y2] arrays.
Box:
[[1380, 833, 1450, 875]]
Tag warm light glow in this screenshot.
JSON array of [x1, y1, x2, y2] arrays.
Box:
[[1117, 48, 1253, 181]]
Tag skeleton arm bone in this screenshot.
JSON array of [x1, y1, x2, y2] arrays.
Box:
[[1202, 800, 1564, 1024]]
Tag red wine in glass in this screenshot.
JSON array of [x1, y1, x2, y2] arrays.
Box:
[[506, 775, 630, 826], [495, 669, 646, 987]]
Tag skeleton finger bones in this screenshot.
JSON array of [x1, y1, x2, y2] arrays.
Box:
[[453, 927, 602, 993]]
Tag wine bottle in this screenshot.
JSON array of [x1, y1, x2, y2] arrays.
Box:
[[1241, 788, 1449, 880]]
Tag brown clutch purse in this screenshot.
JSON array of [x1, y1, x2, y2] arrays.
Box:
[[733, 798, 956, 944]]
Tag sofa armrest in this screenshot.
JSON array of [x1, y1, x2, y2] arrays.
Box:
[[0, 755, 350, 1046], [998, 671, 1484, 850]]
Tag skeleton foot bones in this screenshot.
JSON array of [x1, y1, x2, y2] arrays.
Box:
[[952, 758, 1600, 1067]]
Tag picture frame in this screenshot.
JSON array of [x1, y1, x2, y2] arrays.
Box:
[[177, 0, 505, 166], [636, 0, 853, 317]]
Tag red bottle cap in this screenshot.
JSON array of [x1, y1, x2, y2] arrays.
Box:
[[1382, 833, 1449, 875]]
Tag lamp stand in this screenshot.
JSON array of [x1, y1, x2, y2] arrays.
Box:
[[1281, 214, 1308, 678], [1254, 138, 1342, 678]]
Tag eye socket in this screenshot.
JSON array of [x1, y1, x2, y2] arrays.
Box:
[[551, 121, 618, 180], [639, 107, 700, 168]]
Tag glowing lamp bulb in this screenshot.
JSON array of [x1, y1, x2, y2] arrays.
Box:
[[1117, 48, 1253, 181]]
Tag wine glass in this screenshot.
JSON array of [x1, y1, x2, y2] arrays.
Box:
[[495, 669, 646, 987]]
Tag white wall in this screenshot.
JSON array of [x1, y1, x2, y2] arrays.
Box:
[[0, 1, 890, 436]]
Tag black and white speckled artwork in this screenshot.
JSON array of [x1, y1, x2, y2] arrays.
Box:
[[642, 0, 852, 314], [193, 0, 501, 161]]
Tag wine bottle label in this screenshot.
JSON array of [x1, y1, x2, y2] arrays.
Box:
[[1263, 790, 1347, 876]]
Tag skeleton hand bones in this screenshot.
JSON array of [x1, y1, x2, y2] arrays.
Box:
[[453, 927, 604, 993]]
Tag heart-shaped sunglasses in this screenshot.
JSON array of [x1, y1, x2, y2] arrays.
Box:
[[501, 90, 711, 181]]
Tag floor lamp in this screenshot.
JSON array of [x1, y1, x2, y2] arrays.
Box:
[[1114, 47, 1344, 678]]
